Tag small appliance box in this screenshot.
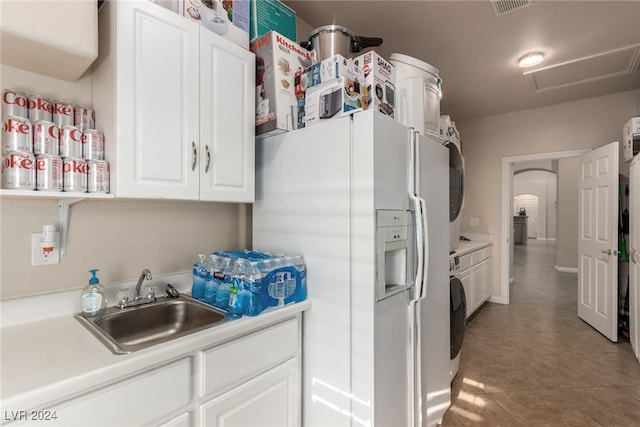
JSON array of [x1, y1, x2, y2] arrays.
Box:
[[354, 51, 396, 118], [182, 0, 250, 49], [305, 54, 361, 88], [251, 31, 313, 136], [249, 0, 296, 41], [305, 76, 368, 127], [623, 117, 640, 162]]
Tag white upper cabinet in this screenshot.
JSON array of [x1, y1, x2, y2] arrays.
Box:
[[93, 0, 254, 202]]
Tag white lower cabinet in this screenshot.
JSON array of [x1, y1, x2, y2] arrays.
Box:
[[460, 245, 492, 318], [7, 316, 302, 427], [200, 358, 299, 426]]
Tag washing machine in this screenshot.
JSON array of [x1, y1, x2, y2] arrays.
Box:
[[449, 253, 466, 381]]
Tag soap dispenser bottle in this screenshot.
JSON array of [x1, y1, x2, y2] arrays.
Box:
[[81, 269, 107, 317]]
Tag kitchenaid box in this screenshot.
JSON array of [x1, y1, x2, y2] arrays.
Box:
[[354, 51, 396, 118], [305, 76, 368, 127], [251, 31, 313, 136]]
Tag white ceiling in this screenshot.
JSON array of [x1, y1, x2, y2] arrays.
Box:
[[283, 0, 640, 121]]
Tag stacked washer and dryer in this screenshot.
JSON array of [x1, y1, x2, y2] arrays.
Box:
[[391, 54, 467, 383]]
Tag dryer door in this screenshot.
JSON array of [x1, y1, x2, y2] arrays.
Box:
[[450, 275, 466, 359], [448, 142, 464, 223]]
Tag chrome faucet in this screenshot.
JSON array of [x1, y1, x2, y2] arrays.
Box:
[[134, 269, 153, 300]]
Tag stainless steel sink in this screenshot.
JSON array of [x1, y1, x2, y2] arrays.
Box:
[[75, 296, 230, 354]]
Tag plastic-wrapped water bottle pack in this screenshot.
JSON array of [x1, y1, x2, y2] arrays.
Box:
[[191, 250, 306, 317]]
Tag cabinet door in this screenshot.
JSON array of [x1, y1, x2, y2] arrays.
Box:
[[482, 258, 492, 301], [117, 1, 199, 199], [201, 357, 300, 426], [471, 263, 484, 312], [460, 270, 471, 318], [199, 28, 255, 203]]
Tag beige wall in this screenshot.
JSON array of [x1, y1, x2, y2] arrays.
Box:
[[456, 89, 640, 300], [556, 157, 580, 270]]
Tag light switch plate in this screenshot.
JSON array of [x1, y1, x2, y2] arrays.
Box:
[[470, 217, 480, 227], [32, 232, 60, 266]]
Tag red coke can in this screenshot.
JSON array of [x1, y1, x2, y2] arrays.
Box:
[[36, 154, 63, 192], [88, 160, 110, 193], [28, 95, 53, 122], [2, 151, 36, 190], [2, 116, 32, 154], [82, 129, 104, 160], [63, 157, 88, 193], [2, 89, 28, 121], [74, 105, 95, 131], [53, 100, 74, 128], [33, 120, 59, 155], [59, 125, 83, 158]]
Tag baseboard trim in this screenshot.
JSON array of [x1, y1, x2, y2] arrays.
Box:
[[555, 266, 578, 274]]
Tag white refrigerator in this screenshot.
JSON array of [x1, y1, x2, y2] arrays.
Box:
[[253, 110, 450, 426]]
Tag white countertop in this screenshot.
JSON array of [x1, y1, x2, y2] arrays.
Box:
[[0, 284, 310, 412], [454, 234, 493, 257]]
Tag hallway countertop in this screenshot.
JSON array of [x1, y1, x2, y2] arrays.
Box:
[[454, 234, 493, 257]]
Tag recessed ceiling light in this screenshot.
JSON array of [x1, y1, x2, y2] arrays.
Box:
[[518, 52, 544, 68]]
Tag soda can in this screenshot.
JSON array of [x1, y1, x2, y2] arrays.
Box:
[[2, 116, 32, 154], [87, 160, 110, 193], [2, 89, 28, 121], [53, 100, 74, 128], [2, 151, 36, 190], [59, 125, 83, 158], [63, 157, 88, 193], [82, 129, 104, 160], [35, 154, 63, 192], [28, 95, 53, 122], [33, 120, 59, 155], [74, 105, 95, 131]]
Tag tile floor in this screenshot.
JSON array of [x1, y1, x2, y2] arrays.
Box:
[[442, 239, 640, 426]]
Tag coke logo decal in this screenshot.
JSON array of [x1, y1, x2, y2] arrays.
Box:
[[37, 124, 59, 138], [2, 91, 27, 107], [3, 154, 34, 170], [36, 158, 61, 171], [62, 127, 82, 142], [63, 161, 88, 174], [54, 104, 72, 115], [2, 119, 30, 135], [28, 98, 53, 112]]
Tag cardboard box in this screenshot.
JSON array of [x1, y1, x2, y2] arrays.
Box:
[[354, 51, 396, 118], [251, 31, 313, 136], [183, 0, 250, 49], [306, 54, 361, 88], [304, 77, 368, 127], [623, 116, 640, 162], [250, 0, 296, 41]]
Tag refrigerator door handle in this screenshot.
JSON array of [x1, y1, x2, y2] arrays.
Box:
[[418, 196, 429, 300], [410, 193, 424, 304]]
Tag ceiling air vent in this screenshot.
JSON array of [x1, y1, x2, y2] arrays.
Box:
[[491, 0, 532, 16]]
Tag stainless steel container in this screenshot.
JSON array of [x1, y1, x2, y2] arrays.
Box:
[[301, 25, 383, 62]]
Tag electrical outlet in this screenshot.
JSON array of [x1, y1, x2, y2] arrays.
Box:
[[31, 232, 60, 266], [470, 217, 480, 227]]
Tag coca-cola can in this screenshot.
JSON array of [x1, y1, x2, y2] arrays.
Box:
[[87, 160, 110, 193], [2, 116, 32, 154], [2, 89, 28, 121], [28, 95, 53, 122], [36, 154, 63, 192], [33, 120, 59, 155], [63, 157, 88, 193], [82, 129, 104, 160], [53, 100, 74, 128], [2, 151, 36, 190], [74, 105, 95, 131], [59, 125, 83, 158]]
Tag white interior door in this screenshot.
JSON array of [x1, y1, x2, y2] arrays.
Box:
[[514, 195, 539, 238], [578, 141, 619, 342]]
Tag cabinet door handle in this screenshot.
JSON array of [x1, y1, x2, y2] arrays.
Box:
[[192, 142, 197, 171], [205, 145, 211, 173]]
